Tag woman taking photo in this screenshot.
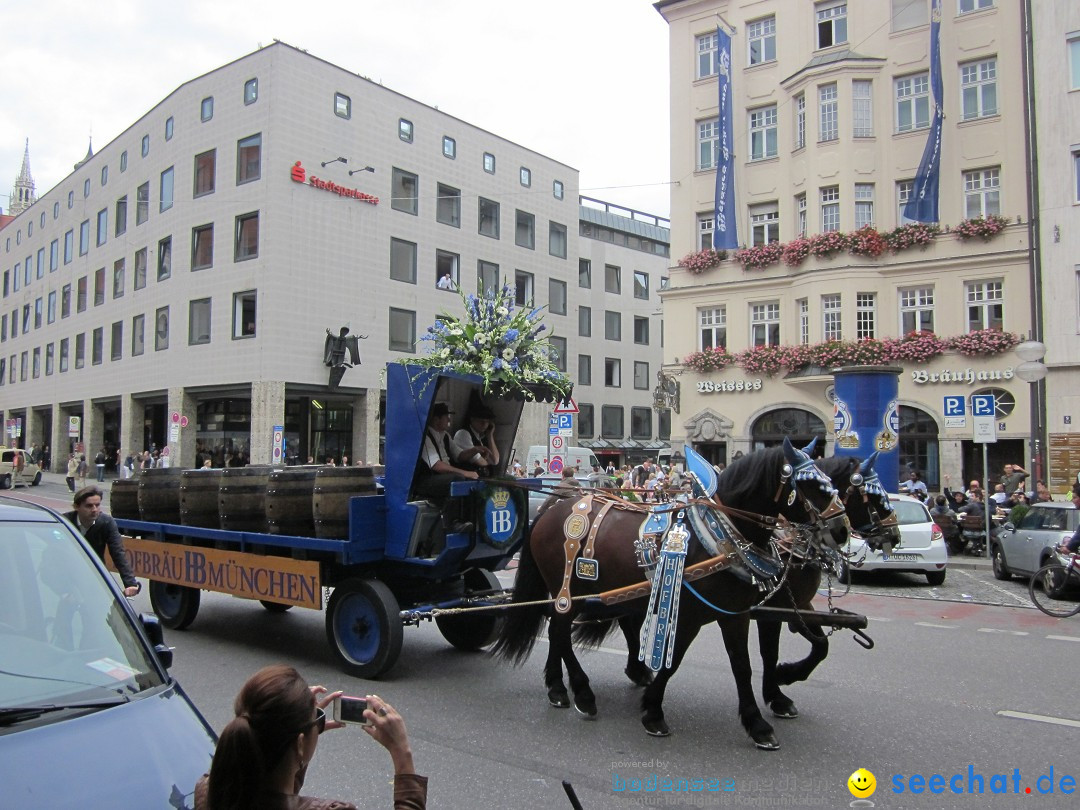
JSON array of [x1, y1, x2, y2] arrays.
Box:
[[195, 665, 426, 809]]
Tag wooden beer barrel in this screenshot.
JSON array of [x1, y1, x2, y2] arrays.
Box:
[[313, 466, 377, 539], [138, 467, 184, 524], [180, 468, 223, 528], [266, 466, 319, 536], [110, 478, 141, 521], [219, 466, 274, 533]]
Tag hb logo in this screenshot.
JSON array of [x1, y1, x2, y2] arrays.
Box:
[[489, 510, 512, 535]]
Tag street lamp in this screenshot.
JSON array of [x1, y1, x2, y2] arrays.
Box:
[[1014, 340, 1047, 484]]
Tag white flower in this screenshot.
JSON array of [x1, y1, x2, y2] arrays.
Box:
[[496, 306, 509, 316], [502, 348, 515, 361]]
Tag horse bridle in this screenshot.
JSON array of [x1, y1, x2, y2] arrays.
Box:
[[840, 469, 899, 541], [774, 456, 848, 549]]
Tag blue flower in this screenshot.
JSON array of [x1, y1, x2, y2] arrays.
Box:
[[493, 358, 504, 370], [505, 328, 520, 342]]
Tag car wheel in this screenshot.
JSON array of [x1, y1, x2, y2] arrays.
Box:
[[0, 474, 10, 490], [836, 559, 851, 585], [30, 471, 42, 486], [991, 545, 1012, 581], [925, 570, 946, 586]]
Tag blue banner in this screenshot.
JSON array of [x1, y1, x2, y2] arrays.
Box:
[[712, 26, 738, 249], [903, 0, 943, 223]]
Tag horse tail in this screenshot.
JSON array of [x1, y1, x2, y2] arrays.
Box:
[[491, 532, 549, 666], [570, 617, 620, 649]]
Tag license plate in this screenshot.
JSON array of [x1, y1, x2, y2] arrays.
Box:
[[882, 553, 919, 562]]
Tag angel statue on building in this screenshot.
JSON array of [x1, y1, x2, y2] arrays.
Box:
[[323, 326, 365, 390]]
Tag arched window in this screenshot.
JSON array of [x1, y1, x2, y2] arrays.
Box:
[[899, 405, 939, 490], [751, 408, 826, 452]]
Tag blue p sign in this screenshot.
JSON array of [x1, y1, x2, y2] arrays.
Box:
[[971, 394, 996, 416], [943, 396, 965, 416]]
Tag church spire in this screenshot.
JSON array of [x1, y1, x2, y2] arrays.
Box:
[[9, 138, 37, 216]]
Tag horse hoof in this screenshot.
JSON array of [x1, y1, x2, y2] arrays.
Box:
[[642, 717, 670, 737], [624, 665, 654, 688], [752, 733, 781, 750], [770, 700, 799, 719], [547, 686, 570, 709], [574, 700, 598, 720]]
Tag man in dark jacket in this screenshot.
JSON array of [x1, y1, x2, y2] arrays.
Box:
[[64, 486, 140, 596]]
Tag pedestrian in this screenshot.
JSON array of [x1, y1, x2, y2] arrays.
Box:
[[122, 452, 135, 479], [65, 453, 78, 492], [76, 454, 89, 488], [1000, 463, 1029, 495], [193, 665, 426, 810], [341, 455, 349, 467], [95, 448, 107, 482], [41, 445, 51, 471], [64, 486, 140, 597], [899, 470, 927, 497], [437, 272, 453, 290], [532, 463, 544, 477], [1058, 484, 1080, 555]]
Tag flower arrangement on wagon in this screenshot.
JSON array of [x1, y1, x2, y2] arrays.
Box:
[[408, 282, 572, 402]]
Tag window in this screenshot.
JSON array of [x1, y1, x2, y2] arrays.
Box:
[[157, 236, 172, 281], [515, 271, 534, 306], [79, 220, 90, 256], [631, 362, 649, 392], [819, 83, 838, 142], [237, 134, 262, 184], [796, 193, 808, 237], [101, 165, 108, 186], [748, 16, 776, 65], [157, 166, 174, 214], [192, 224, 214, 270], [853, 80, 873, 137], [92, 327, 103, 365], [966, 280, 1003, 331], [64, 230, 73, 263], [477, 260, 499, 294], [483, 152, 495, 174], [113, 258, 125, 299], [388, 168, 417, 215], [47, 291, 56, 323], [750, 203, 780, 245], [605, 311, 622, 341], [194, 150, 216, 197], [959, 0, 994, 13], [165, 116, 174, 141], [233, 291, 257, 338], [896, 180, 917, 225], [553, 180, 564, 200], [111, 321, 123, 360], [822, 294, 842, 340], [132, 314, 145, 356], [478, 198, 500, 238], [698, 119, 719, 170], [22, 304, 30, 333], [821, 186, 840, 232], [94, 267, 106, 306], [134, 248, 147, 290], [579, 259, 592, 288], [854, 184, 875, 228], [61, 284, 71, 318], [601, 405, 623, 438], [856, 292, 876, 339], [520, 167, 531, 187], [896, 73, 930, 133], [433, 184, 460, 228], [398, 119, 413, 143], [749, 105, 778, 160], [960, 58, 997, 120], [798, 298, 810, 344], [549, 279, 567, 315], [388, 308, 415, 353], [605, 264, 621, 294], [699, 307, 726, 350], [50, 239, 59, 271], [634, 270, 649, 299], [579, 404, 594, 438], [631, 407, 652, 440], [696, 31, 718, 78], [201, 96, 214, 121], [794, 93, 806, 150], [155, 306, 170, 351], [116, 196, 127, 236], [68, 190, 74, 209], [1075, 151, 1080, 203], [436, 250, 460, 290], [36, 248, 44, 279], [1071, 36, 1080, 91], [550, 337, 567, 372], [634, 316, 650, 345], [60, 338, 69, 371], [751, 302, 781, 346], [579, 306, 592, 337], [189, 298, 212, 345], [45, 343, 53, 376], [442, 136, 456, 158], [389, 238, 417, 283], [77, 277, 87, 312], [604, 358, 621, 388], [234, 212, 259, 261], [578, 354, 592, 386], [34, 297, 42, 329], [95, 209, 108, 247], [549, 222, 567, 258], [141, 134, 150, 158], [892, 0, 929, 30], [515, 210, 535, 249], [244, 78, 258, 104], [900, 287, 935, 333], [136, 182, 150, 225], [334, 93, 351, 119], [816, 1, 848, 48], [963, 167, 1000, 217]]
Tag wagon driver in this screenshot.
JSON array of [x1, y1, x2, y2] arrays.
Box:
[[415, 403, 477, 530], [453, 395, 500, 477]]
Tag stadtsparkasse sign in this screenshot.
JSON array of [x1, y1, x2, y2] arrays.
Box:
[[290, 161, 379, 205]]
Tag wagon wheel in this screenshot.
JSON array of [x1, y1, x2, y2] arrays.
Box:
[[325, 579, 403, 679], [260, 600, 293, 613], [149, 581, 201, 630], [436, 569, 505, 652]]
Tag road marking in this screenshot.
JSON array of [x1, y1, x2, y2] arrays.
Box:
[[914, 622, 957, 629], [977, 628, 1028, 636], [865, 616, 893, 622], [1047, 635, 1080, 643], [997, 710, 1080, 729], [953, 567, 1032, 607]]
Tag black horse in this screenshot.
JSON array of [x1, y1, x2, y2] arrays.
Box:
[[493, 439, 849, 749]]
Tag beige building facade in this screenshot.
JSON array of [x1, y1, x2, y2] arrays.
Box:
[[656, 0, 1041, 492]]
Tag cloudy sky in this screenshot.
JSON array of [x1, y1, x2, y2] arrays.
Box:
[[1, 0, 673, 219]]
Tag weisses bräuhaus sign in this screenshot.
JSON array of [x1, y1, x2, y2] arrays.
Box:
[[696, 378, 762, 393], [911, 367, 1014, 385]]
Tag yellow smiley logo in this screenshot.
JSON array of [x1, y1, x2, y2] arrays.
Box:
[[847, 768, 877, 798]]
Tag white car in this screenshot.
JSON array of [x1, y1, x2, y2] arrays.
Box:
[[839, 493, 948, 585]]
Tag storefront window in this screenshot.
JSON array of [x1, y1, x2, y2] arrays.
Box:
[[898, 405, 938, 491], [750, 408, 826, 451]]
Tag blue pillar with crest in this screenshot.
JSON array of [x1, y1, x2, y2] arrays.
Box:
[[831, 366, 901, 491]]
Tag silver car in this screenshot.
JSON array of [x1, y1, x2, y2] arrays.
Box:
[[991, 501, 1078, 581], [839, 494, 948, 585], [527, 474, 616, 524]]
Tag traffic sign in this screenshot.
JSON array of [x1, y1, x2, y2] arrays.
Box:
[[554, 398, 579, 414], [549, 455, 564, 474], [971, 394, 996, 417], [550, 435, 564, 451], [973, 415, 997, 444], [556, 414, 573, 430], [943, 395, 966, 428]]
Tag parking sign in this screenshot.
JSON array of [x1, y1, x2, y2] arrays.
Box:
[[943, 395, 966, 428], [971, 394, 996, 417]]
